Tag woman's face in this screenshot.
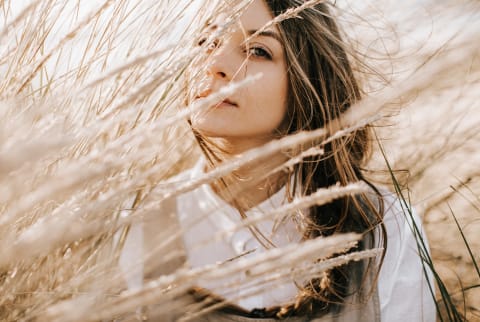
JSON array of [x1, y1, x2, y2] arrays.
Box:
[[190, 0, 288, 150]]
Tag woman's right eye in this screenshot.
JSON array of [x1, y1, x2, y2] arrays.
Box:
[[197, 37, 207, 46], [197, 37, 219, 50]]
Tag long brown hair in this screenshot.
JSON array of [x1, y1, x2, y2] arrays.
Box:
[[258, 0, 386, 318], [191, 0, 386, 318]]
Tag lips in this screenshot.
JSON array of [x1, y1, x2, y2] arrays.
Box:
[[195, 90, 238, 108], [220, 99, 238, 107], [196, 88, 212, 99]]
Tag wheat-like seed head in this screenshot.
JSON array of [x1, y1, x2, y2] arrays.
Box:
[[0, 0, 479, 320]]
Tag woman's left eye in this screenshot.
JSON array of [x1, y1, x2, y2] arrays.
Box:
[[246, 46, 272, 60]]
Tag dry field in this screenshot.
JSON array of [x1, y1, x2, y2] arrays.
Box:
[[0, 0, 479, 321]]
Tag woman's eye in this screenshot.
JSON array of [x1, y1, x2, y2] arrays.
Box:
[[197, 37, 219, 50], [197, 37, 207, 46], [247, 46, 272, 60]]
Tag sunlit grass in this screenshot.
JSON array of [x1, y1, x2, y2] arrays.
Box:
[[0, 0, 479, 320]]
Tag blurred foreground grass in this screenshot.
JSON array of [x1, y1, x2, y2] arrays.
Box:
[[0, 0, 479, 321]]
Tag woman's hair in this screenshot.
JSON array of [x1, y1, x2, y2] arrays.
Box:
[[260, 0, 385, 318], [192, 0, 386, 318]]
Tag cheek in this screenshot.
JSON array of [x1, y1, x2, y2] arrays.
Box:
[[185, 70, 208, 103], [257, 73, 288, 127]]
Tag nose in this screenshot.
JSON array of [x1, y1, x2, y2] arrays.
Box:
[[206, 43, 232, 81]]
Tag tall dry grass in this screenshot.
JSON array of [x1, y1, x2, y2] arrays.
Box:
[[0, 0, 479, 321]]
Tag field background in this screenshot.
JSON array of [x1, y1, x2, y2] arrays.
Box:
[[1, 0, 479, 321]]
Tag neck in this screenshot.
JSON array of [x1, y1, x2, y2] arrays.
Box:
[[209, 135, 274, 156], [204, 137, 289, 211]]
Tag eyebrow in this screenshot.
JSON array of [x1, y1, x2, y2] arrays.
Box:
[[247, 29, 282, 44]]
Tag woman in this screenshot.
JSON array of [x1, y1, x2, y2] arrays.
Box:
[[118, 0, 436, 320]]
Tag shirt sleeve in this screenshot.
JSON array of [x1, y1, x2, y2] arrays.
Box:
[[377, 193, 437, 322], [115, 194, 145, 292]]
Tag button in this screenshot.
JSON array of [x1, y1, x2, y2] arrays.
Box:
[[231, 230, 256, 255]]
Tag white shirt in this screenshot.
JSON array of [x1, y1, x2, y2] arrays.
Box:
[[120, 160, 436, 321], [176, 161, 303, 310]]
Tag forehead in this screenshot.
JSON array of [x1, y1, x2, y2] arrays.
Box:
[[238, 0, 275, 30], [209, 0, 276, 33]]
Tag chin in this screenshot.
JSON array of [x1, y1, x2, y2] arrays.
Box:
[[190, 118, 231, 137], [191, 123, 230, 138]]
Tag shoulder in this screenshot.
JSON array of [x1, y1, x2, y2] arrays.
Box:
[[377, 190, 428, 272], [375, 189, 436, 322], [160, 158, 204, 189], [143, 159, 202, 209]]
